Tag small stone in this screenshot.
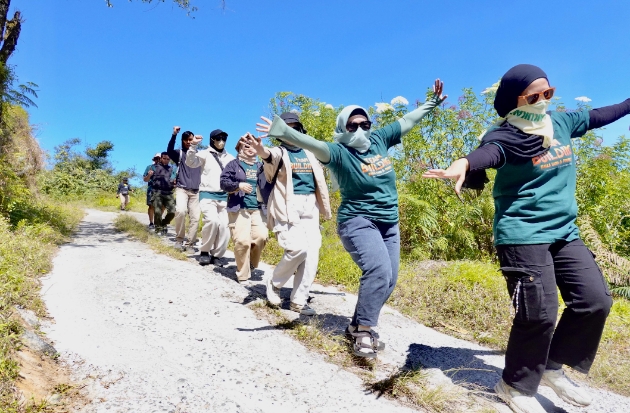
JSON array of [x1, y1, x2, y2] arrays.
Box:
[[48, 394, 62, 405], [123, 302, 130, 305], [182, 314, 188, 317], [195, 337, 203, 342], [169, 300, 173, 304]]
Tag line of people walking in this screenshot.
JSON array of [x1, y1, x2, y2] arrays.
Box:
[[137, 66, 630, 413]]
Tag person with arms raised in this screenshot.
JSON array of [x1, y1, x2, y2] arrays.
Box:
[[256, 79, 446, 358], [422, 64, 629, 413]]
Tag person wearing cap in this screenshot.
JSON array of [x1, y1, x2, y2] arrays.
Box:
[[167, 126, 202, 251], [245, 112, 331, 316], [219, 135, 267, 284], [186, 129, 236, 266], [422, 65, 630, 413], [256, 79, 446, 358], [116, 177, 132, 211], [143, 152, 161, 228]]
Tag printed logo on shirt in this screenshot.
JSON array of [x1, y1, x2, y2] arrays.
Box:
[[245, 167, 257, 180], [532, 138, 573, 171], [360, 154, 394, 177], [291, 156, 313, 175]]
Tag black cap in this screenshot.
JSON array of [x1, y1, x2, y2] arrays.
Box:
[[280, 112, 300, 124], [210, 129, 228, 139], [494, 64, 548, 118]]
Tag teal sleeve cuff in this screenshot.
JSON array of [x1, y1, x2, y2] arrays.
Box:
[[268, 115, 331, 163], [398, 95, 445, 135]]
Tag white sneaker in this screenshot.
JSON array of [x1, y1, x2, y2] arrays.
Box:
[[265, 278, 281, 306], [541, 369, 592, 406], [494, 379, 546, 413]]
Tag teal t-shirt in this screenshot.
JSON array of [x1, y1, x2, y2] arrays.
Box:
[[240, 161, 259, 210], [492, 110, 590, 245], [286, 148, 316, 195], [199, 191, 227, 202], [143, 164, 153, 188], [325, 122, 401, 224]]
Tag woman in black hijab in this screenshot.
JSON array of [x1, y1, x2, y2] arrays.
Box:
[[424, 64, 630, 413]]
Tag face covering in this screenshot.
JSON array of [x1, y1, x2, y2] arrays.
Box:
[[505, 99, 554, 148], [280, 141, 300, 151], [211, 139, 226, 151], [333, 105, 372, 154]]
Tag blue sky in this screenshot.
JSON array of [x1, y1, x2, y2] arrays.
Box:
[[11, 0, 630, 179]]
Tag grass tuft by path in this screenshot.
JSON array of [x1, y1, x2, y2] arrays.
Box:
[[113, 215, 187, 261]]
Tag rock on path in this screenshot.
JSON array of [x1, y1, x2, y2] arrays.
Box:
[[42, 209, 630, 413]]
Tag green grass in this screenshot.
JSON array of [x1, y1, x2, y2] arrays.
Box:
[[113, 215, 187, 261], [69, 191, 148, 213], [0, 200, 82, 411]]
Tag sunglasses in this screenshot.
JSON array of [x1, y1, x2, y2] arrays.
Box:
[[518, 87, 556, 106], [346, 120, 372, 133], [212, 135, 228, 141]]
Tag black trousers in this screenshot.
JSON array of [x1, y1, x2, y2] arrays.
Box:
[[496, 239, 612, 396]]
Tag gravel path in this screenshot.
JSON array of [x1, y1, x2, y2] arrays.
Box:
[[41, 209, 630, 413]]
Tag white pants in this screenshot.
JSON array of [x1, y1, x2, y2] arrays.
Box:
[[175, 187, 201, 244], [199, 198, 229, 257], [271, 194, 322, 306]]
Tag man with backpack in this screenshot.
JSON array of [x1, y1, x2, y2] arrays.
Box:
[[245, 112, 331, 315], [116, 177, 132, 211], [148, 152, 177, 235], [186, 129, 235, 265], [167, 126, 202, 251]]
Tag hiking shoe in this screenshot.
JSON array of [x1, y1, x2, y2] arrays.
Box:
[[265, 278, 281, 306], [161, 228, 168, 236], [174, 241, 183, 250], [181, 243, 194, 253], [290, 303, 316, 316], [541, 368, 592, 406], [345, 325, 385, 351], [494, 379, 546, 413], [199, 253, 211, 266], [148, 223, 155, 229], [210, 256, 223, 267]]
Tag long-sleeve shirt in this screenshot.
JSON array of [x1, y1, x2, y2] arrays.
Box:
[[466, 99, 630, 171], [166, 133, 202, 191]]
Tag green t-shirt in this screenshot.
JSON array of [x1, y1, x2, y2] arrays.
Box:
[[143, 164, 153, 188], [240, 161, 259, 210], [287, 148, 316, 195], [325, 122, 401, 224], [492, 110, 590, 245]]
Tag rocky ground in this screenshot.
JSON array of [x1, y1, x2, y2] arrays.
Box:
[[36, 209, 630, 412]]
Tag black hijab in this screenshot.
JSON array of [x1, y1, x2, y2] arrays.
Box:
[[463, 64, 551, 190]]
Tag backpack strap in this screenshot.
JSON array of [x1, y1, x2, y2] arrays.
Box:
[[211, 151, 225, 171]]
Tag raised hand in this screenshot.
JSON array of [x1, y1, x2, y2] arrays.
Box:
[[243, 133, 267, 157], [255, 116, 273, 138], [192, 135, 203, 145], [432, 79, 447, 101], [173, 126, 181, 135], [421, 158, 469, 195]]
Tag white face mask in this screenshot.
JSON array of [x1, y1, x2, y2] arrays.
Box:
[[505, 100, 554, 147], [212, 139, 226, 150], [334, 128, 371, 153]]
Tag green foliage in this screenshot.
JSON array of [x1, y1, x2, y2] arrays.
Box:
[[39, 138, 136, 198]]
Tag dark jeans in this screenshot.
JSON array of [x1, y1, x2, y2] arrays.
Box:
[[337, 216, 400, 327], [496, 239, 612, 396], [152, 191, 176, 231]]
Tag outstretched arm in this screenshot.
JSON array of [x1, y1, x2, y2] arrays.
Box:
[[589, 98, 630, 129], [255, 116, 331, 163], [398, 79, 447, 136]]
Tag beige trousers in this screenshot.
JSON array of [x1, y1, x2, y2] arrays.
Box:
[[199, 198, 229, 257], [119, 194, 129, 209], [175, 187, 201, 244], [228, 209, 267, 281], [271, 194, 322, 306]]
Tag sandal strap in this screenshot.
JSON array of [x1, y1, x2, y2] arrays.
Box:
[[351, 330, 379, 352]]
